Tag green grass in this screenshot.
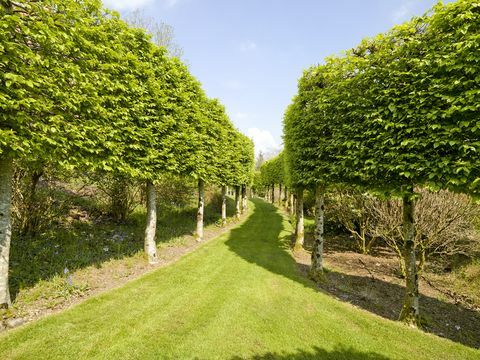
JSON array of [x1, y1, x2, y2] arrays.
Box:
[[10, 194, 235, 306], [1, 199, 478, 359]]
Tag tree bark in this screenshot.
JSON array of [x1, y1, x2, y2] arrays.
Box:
[[399, 188, 419, 326], [289, 193, 295, 215], [284, 187, 289, 208], [144, 181, 158, 264], [221, 185, 227, 227], [294, 187, 304, 252], [241, 185, 247, 213], [278, 184, 282, 206], [234, 186, 240, 219], [271, 184, 275, 204], [310, 185, 325, 280], [0, 157, 13, 308], [21, 168, 43, 236], [196, 179, 205, 241]]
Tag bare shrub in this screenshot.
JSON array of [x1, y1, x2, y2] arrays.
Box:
[[328, 189, 377, 254], [11, 162, 68, 236], [92, 173, 141, 222], [366, 189, 480, 275], [155, 174, 196, 209]]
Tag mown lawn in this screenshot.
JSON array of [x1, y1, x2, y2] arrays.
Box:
[[0, 199, 478, 359]]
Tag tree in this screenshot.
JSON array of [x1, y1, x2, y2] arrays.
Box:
[[283, 0, 480, 325], [0, 0, 145, 307], [283, 65, 339, 274], [255, 151, 265, 170], [126, 9, 183, 58], [0, 0, 243, 306]]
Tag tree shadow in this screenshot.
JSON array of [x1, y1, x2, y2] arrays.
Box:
[[225, 199, 315, 290], [226, 199, 480, 350], [230, 345, 389, 360], [9, 196, 235, 300]]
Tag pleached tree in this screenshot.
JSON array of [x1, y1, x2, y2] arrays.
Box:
[[283, 0, 480, 324]]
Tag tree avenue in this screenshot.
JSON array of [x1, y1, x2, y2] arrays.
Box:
[[283, 0, 480, 326], [0, 0, 253, 308]]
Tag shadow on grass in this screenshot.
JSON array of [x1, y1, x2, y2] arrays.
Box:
[[225, 199, 319, 292], [230, 345, 389, 360], [226, 199, 480, 350], [9, 197, 235, 300]]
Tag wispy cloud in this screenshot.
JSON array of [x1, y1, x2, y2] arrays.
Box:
[[103, 0, 179, 11], [239, 40, 257, 52], [247, 128, 280, 156], [391, 1, 414, 23]]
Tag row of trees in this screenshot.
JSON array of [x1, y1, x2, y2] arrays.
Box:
[[0, 0, 254, 308], [282, 0, 479, 326], [259, 153, 286, 205]]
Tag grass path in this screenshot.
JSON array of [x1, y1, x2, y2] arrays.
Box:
[[0, 200, 478, 359]]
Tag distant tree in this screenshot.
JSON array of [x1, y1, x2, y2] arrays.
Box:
[[125, 9, 183, 58], [255, 151, 265, 170]]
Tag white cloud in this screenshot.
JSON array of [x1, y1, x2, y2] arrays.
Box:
[[391, 2, 414, 23], [240, 40, 257, 52], [103, 0, 178, 11], [247, 128, 280, 156]]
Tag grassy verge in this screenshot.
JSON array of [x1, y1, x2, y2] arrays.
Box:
[[9, 194, 236, 317], [0, 200, 477, 359]]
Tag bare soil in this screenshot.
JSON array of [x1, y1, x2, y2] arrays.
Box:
[[294, 233, 480, 350]]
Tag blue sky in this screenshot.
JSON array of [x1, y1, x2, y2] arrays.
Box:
[[104, 0, 449, 156]]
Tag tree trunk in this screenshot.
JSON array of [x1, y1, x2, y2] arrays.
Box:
[[271, 184, 275, 204], [294, 187, 304, 252], [399, 188, 419, 326], [278, 184, 282, 206], [284, 187, 289, 208], [144, 181, 158, 264], [22, 168, 43, 236], [289, 193, 295, 215], [221, 185, 227, 227], [241, 185, 247, 213], [196, 179, 205, 241], [0, 157, 13, 308], [310, 185, 325, 280], [234, 186, 240, 219]]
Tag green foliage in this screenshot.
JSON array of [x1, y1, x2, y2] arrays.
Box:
[[283, 0, 480, 197], [0, 0, 252, 185], [283, 66, 338, 190], [260, 152, 285, 188]]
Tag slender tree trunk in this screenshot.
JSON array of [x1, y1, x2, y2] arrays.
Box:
[[294, 187, 304, 252], [21, 168, 43, 236], [290, 193, 295, 215], [271, 184, 275, 204], [0, 157, 13, 308], [278, 184, 282, 206], [310, 185, 325, 281], [196, 179, 205, 241], [221, 185, 227, 227], [234, 186, 241, 219], [399, 188, 419, 326], [241, 185, 247, 213], [284, 187, 289, 208], [144, 181, 158, 264]]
